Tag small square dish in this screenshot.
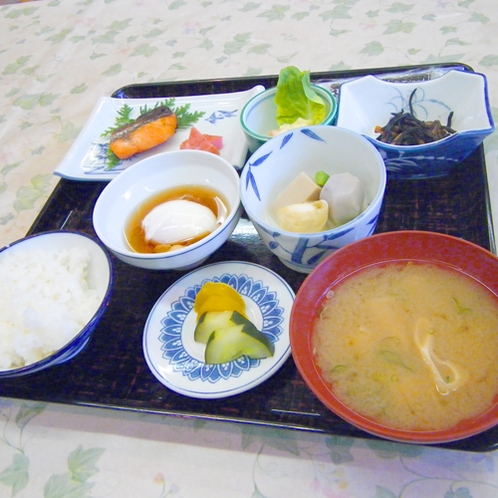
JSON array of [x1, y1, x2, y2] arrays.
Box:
[[54, 86, 264, 181], [336, 70, 494, 179]]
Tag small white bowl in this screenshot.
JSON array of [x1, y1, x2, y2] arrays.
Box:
[[240, 125, 387, 273], [240, 84, 337, 153], [0, 230, 113, 378], [336, 70, 495, 179], [93, 150, 242, 270]]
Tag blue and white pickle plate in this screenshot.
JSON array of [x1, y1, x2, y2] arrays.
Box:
[[54, 86, 264, 181], [143, 261, 295, 399]]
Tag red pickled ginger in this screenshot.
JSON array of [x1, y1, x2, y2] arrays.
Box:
[[180, 127, 223, 155]]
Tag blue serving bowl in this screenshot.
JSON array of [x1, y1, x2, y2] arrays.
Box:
[[336, 70, 495, 179], [240, 84, 338, 154], [240, 125, 387, 273], [0, 230, 113, 378]]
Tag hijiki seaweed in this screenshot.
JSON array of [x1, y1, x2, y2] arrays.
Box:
[[375, 89, 456, 145]]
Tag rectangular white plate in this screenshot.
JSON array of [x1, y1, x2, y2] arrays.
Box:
[[54, 85, 265, 181]]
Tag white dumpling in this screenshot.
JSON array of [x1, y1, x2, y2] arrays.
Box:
[[276, 200, 329, 233], [319, 172, 365, 226]]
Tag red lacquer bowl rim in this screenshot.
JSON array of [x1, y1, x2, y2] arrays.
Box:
[[290, 230, 498, 444]]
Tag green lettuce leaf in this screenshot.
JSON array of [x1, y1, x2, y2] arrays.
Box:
[[274, 66, 326, 127]]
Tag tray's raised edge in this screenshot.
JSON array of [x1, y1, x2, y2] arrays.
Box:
[[65, 396, 498, 453], [480, 146, 497, 254], [111, 62, 474, 98]]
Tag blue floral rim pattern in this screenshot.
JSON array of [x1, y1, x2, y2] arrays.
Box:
[[159, 272, 285, 384]]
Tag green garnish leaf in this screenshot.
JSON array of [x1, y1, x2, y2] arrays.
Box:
[[101, 103, 134, 137], [274, 66, 327, 127], [100, 98, 206, 170], [105, 151, 121, 170], [173, 103, 206, 128]]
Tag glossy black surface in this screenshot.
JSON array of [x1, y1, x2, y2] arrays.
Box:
[[1, 63, 496, 452]]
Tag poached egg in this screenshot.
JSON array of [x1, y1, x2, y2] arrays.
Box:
[[142, 199, 217, 245]]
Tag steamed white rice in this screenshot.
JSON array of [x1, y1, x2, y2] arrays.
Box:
[[0, 246, 101, 370]]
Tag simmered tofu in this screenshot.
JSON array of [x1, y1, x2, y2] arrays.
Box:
[[271, 172, 322, 217]]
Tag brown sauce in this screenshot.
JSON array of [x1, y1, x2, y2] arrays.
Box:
[[125, 185, 229, 254]]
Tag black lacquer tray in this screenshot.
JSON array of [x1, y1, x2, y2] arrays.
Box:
[[1, 63, 497, 452]]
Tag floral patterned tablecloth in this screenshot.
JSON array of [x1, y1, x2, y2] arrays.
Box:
[[1, 1, 498, 497]]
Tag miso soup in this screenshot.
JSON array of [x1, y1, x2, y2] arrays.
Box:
[[312, 262, 498, 431]]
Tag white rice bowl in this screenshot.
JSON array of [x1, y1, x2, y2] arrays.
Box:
[[0, 231, 112, 375]]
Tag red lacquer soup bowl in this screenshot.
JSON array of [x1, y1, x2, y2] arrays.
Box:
[[290, 230, 498, 444]]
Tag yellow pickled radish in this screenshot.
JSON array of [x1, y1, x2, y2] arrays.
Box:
[[196, 295, 247, 318], [194, 282, 247, 318], [194, 282, 245, 311]]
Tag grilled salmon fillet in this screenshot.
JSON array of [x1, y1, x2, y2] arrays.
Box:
[[109, 105, 178, 160]]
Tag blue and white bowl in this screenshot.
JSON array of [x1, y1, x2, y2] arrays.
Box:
[[240, 125, 387, 273], [336, 70, 494, 179], [0, 231, 113, 378]]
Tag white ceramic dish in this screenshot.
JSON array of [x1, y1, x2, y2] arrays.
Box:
[[92, 150, 242, 271], [55, 86, 265, 181], [143, 261, 294, 399]]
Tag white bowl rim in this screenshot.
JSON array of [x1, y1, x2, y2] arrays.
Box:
[[240, 125, 387, 236], [337, 69, 495, 150], [93, 149, 241, 260]]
